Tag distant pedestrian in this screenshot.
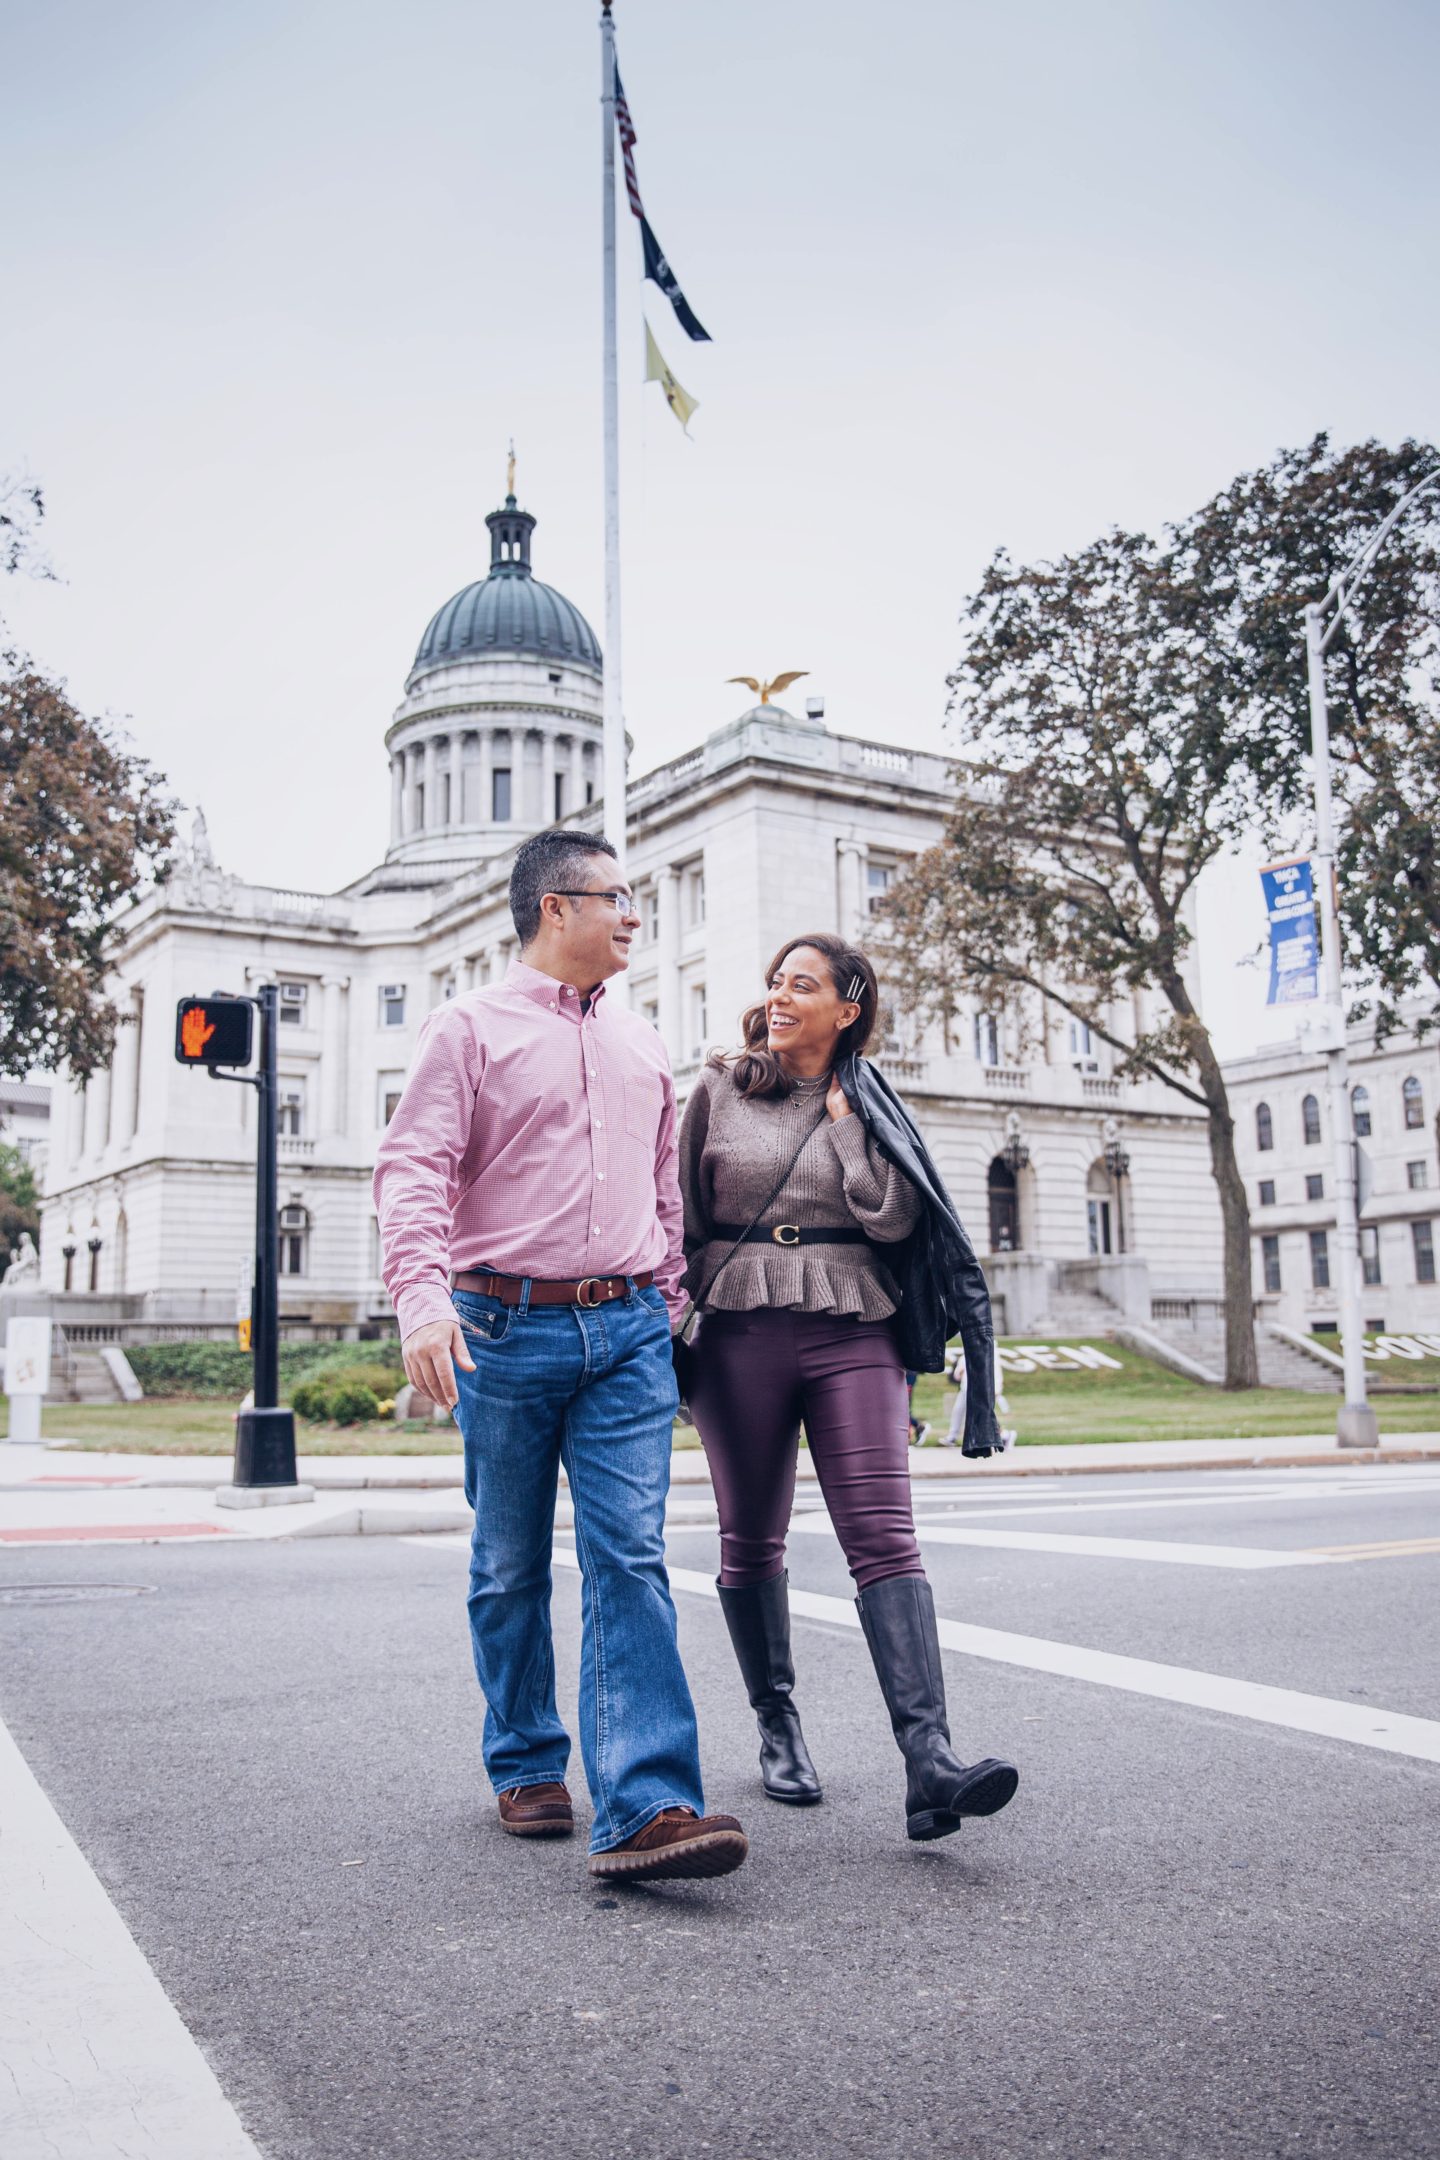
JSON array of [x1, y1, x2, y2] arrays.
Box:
[[905, 1369, 930, 1447], [678, 932, 1018, 1842], [374, 829, 747, 1883], [944, 1344, 1016, 1449]]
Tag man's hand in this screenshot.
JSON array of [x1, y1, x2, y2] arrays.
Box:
[[401, 1319, 476, 1411]]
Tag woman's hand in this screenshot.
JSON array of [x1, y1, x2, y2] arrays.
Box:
[[825, 1074, 853, 1123]]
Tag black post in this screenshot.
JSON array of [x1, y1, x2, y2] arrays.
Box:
[[232, 984, 298, 1486]]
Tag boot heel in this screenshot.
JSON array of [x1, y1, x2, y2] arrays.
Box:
[[906, 1807, 960, 1843]]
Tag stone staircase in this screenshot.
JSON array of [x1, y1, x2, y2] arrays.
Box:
[[51, 1339, 128, 1404], [1140, 1315, 1339, 1393]]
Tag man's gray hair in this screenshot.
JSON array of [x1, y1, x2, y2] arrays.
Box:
[[508, 828, 620, 947]]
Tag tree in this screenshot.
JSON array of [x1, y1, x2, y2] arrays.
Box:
[[0, 660, 176, 1079], [1179, 435, 1440, 1040], [0, 476, 176, 1080], [0, 1141, 40, 1272], [880, 527, 1266, 1388]]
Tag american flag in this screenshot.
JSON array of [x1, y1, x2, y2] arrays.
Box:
[[614, 67, 644, 221]]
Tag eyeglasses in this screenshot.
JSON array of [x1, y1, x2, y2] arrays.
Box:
[[549, 889, 636, 913]]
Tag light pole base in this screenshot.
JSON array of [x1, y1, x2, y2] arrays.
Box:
[[1337, 1402, 1380, 1450], [232, 1405, 300, 1487], [216, 1479, 316, 1510]]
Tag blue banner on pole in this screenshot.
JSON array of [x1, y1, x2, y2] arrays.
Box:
[[1260, 857, 1320, 1005]]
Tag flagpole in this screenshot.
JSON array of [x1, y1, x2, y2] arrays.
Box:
[[599, 3, 628, 916]]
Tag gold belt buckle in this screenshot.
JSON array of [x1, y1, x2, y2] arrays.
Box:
[[771, 1224, 801, 1246]]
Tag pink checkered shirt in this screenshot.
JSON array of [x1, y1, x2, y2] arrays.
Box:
[[373, 959, 686, 1340]]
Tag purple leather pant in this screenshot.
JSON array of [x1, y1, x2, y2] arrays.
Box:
[[689, 1308, 924, 1591]]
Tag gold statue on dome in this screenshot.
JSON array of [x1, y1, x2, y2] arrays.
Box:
[[506, 439, 516, 498], [725, 671, 809, 705]]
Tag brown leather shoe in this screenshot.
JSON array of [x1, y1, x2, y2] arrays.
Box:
[[588, 1807, 748, 1881], [497, 1781, 574, 1838]]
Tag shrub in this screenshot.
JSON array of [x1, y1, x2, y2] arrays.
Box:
[[125, 1340, 401, 1401], [323, 1382, 381, 1426]]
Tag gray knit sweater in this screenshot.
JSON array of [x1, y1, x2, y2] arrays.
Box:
[[679, 1060, 921, 1318]]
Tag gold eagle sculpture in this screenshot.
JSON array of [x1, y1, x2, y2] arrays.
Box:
[[726, 670, 809, 705]]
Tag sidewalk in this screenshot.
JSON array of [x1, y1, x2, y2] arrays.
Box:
[[2, 1432, 1438, 1547]]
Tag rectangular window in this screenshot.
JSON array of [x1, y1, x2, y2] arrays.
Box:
[[492, 768, 512, 823], [974, 1013, 1000, 1066], [642, 1000, 659, 1029], [1305, 1173, 1324, 1201], [1309, 1229, 1330, 1290], [278, 982, 308, 1027], [686, 866, 706, 926], [380, 984, 407, 1029], [1258, 1180, 1276, 1207], [377, 1071, 404, 1125], [1359, 1225, 1382, 1287], [643, 889, 659, 944], [866, 862, 894, 914], [1404, 1081, 1424, 1129], [1407, 1161, 1429, 1190], [1414, 1220, 1437, 1285], [688, 982, 707, 1057], [277, 1081, 305, 1138], [1069, 1018, 1098, 1074], [1261, 1233, 1281, 1294]]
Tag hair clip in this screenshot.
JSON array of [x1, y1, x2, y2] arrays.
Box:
[[845, 973, 865, 1002]]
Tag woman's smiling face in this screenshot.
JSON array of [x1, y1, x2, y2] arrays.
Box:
[[765, 944, 857, 1067]]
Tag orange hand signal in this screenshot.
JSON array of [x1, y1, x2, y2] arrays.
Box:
[[181, 1007, 216, 1059]]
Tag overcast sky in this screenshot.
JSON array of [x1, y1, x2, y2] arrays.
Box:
[[5, 0, 1437, 1058]]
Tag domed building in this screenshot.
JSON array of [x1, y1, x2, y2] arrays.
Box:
[[383, 493, 606, 871], [31, 482, 1224, 1363]]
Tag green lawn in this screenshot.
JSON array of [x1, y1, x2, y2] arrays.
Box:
[[9, 1333, 1439, 1454], [907, 1338, 1440, 1448]]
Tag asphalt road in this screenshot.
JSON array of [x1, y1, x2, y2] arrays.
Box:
[[2, 1466, 1438, 2160]]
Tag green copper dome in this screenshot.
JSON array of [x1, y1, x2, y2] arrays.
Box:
[[408, 496, 602, 684]]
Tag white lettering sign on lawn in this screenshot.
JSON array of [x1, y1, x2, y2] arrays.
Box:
[[948, 1343, 1124, 1378], [1361, 1334, 1440, 1361]]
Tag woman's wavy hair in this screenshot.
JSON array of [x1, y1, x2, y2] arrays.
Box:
[[713, 932, 881, 1100]]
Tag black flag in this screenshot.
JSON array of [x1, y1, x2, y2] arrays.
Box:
[[640, 215, 711, 344]]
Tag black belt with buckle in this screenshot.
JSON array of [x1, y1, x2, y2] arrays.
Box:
[[710, 1224, 873, 1248]]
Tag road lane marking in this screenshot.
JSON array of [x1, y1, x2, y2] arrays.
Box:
[[408, 1538, 1440, 1764], [554, 1555, 1440, 1767], [0, 1523, 237, 1545], [1301, 1536, 1440, 1562], [0, 1709, 263, 2158], [789, 1517, 1332, 1569], [906, 1478, 1440, 1525]]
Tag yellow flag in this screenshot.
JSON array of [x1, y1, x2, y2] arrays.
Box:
[[644, 318, 698, 435]]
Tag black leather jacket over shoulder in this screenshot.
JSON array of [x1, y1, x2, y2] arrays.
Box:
[[836, 1050, 1003, 1458]]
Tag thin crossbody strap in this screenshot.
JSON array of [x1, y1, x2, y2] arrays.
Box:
[[687, 1103, 829, 1327]]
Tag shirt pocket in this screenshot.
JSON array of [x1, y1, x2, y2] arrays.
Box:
[[624, 1073, 663, 1146]]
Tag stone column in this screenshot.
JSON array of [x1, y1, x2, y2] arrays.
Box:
[[541, 731, 558, 826], [836, 840, 866, 941], [110, 997, 140, 1150], [656, 865, 682, 1060], [478, 729, 494, 825], [449, 733, 465, 830], [406, 744, 422, 833], [320, 975, 349, 1136], [89, 1061, 112, 1161], [456, 957, 474, 994], [569, 734, 586, 815], [390, 753, 404, 845], [422, 738, 439, 830]]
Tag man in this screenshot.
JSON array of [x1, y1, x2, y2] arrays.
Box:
[[374, 828, 747, 1882]]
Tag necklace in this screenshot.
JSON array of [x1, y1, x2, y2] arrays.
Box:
[[787, 1070, 830, 1095]]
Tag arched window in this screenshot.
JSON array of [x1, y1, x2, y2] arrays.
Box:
[[278, 1203, 310, 1278], [1403, 1075, 1424, 1130], [1302, 1093, 1321, 1145], [986, 1158, 1020, 1253], [1256, 1102, 1273, 1152], [1086, 1159, 1119, 1256], [1351, 1084, 1371, 1138]]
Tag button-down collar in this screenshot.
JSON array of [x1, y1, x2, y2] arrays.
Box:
[[507, 957, 609, 1026]]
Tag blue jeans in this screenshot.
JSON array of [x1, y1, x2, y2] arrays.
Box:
[[451, 1280, 705, 1853]]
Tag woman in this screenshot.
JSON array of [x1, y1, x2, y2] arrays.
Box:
[[679, 933, 1018, 1842]]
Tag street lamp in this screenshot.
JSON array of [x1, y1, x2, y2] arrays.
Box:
[[1001, 1112, 1030, 1177], [1302, 465, 1440, 1448]]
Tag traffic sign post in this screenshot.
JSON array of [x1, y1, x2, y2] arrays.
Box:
[[175, 984, 309, 1504]]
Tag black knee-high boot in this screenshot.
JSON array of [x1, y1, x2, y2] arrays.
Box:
[[856, 1573, 1018, 1841], [717, 1572, 823, 1805]]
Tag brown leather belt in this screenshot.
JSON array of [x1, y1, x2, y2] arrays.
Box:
[[451, 1268, 653, 1309]]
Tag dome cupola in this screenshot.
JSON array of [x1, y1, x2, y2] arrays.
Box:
[[408, 490, 601, 688]]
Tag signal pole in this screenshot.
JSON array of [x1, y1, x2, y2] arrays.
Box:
[[230, 982, 298, 1490]]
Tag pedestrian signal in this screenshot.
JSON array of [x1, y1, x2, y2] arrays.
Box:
[[174, 997, 253, 1068]]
